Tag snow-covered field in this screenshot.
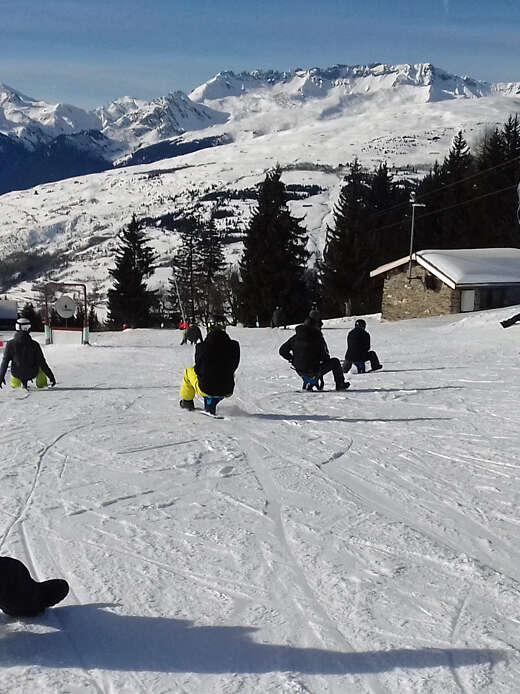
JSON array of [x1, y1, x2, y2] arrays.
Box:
[[1, 308, 520, 693]]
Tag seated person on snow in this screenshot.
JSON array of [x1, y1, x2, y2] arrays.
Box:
[[343, 319, 382, 374], [0, 317, 56, 390], [185, 323, 203, 345], [279, 314, 349, 391], [179, 316, 240, 414]]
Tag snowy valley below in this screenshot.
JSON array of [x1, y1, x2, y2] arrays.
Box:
[[1, 308, 520, 692]]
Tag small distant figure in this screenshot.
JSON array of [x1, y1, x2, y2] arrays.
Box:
[[185, 323, 203, 345], [179, 315, 240, 415], [271, 306, 286, 329], [0, 317, 56, 390], [0, 556, 69, 617], [343, 319, 382, 374], [500, 312, 520, 329], [179, 319, 189, 345], [279, 313, 350, 391]]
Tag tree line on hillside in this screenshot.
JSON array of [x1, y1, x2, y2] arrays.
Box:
[[101, 113, 520, 328]]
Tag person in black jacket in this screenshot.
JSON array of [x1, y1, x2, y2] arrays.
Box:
[[279, 316, 349, 391], [343, 319, 382, 373], [179, 316, 240, 414], [185, 324, 203, 344], [0, 317, 56, 389], [0, 556, 69, 617]]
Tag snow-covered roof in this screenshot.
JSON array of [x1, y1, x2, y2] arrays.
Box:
[[370, 248, 520, 288]]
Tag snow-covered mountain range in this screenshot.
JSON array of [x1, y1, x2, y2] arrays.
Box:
[[1, 62, 520, 305]]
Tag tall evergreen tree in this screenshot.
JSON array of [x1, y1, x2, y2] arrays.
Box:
[[321, 159, 373, 316], [21, 302, 44, 332], [437, 130, 474, 247], [107, 214, 157, 328], [473, 118, 520, 247], [169, 216, 199, 323], [196, 211, 227, 323], [239, 167, 309, 326]]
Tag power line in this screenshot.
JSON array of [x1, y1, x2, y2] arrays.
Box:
[[370, 182, 518, 236], [359, 151, 520, 226]]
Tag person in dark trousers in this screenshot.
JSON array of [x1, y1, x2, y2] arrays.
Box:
[[0, 556, 69, 617], [343, 319, 382, 373], [271, 306, 286, 329], [185, 324, 203, 344], [179, 316, 240, 414], [279, 315, 350, 390], [0, 317, 56, 389]]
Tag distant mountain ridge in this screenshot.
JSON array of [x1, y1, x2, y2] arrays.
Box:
[[1, 62, 519, 195]]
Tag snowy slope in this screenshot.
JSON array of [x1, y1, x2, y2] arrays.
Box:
[[0, 307, 519, 692]]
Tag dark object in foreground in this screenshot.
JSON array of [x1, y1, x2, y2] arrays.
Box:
[[0, 556, 69, 617], [500, 313, 520, 328]]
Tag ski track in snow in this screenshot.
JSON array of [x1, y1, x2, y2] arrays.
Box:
[[0, 313, 519, 692]]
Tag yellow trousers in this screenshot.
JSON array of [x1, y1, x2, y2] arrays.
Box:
[[11, 370, 48, 388], [179, 367, 207, 401]]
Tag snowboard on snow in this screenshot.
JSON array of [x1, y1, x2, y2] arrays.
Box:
[[0, 557, 69, 617]]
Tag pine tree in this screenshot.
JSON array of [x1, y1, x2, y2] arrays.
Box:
[[473, 119, 519, 247], [321, 159, 373, 316], [196, 211, 227, 323], [239, 166, 309, 326], [437, 130, 474, 247], [169, 216, 199, 323], [107, 214, 157, 328], [21, 302, 44, 332]]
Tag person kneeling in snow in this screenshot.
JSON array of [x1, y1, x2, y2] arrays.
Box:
[[0, 556, 69, 617], [343, 319, 382, 373], [179, 316, 240, 415], [0, 317, 56, 390], [279, 314, 350, 391]]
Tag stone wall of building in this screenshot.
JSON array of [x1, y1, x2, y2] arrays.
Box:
[[381, 264, 460, 321]]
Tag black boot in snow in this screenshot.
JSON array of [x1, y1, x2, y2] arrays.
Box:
[[335, 381, 350, 391], [179, 399, 195, 411]]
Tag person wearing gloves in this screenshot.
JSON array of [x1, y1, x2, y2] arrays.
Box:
[[0, 317, 56, 390]]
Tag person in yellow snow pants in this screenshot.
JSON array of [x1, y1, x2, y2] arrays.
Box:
[[11, 370, 48, 389], [179, 366, 207, 402]]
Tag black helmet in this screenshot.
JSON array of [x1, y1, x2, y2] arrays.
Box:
[[355, 319, 366, 329]]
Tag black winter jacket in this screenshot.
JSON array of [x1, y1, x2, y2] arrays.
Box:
[[345, 326, 371, 361], [195, 330, 240, 395], [0, 332, 55, 385], [279, 323, 330, 374]]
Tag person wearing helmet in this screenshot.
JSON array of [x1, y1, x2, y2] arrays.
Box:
[[0, 317, 56, 389], [179, 315, 240, 415], [343, 319, 382, 374]]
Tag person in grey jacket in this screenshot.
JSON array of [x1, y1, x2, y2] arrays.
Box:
[[0, 317, 56, 389]]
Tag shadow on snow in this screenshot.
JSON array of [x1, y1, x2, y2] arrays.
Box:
[[0, 604, 505, 675]]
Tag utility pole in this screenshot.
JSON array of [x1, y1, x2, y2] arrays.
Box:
[[407, 192, 426, 281], [170, 268, 185, 322]]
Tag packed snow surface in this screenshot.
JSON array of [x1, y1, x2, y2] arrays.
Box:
[[419, 249, 520, 286], [1, 308, 520, 693]]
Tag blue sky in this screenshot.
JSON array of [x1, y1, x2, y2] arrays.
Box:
[[2, 0, 519, 108]]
